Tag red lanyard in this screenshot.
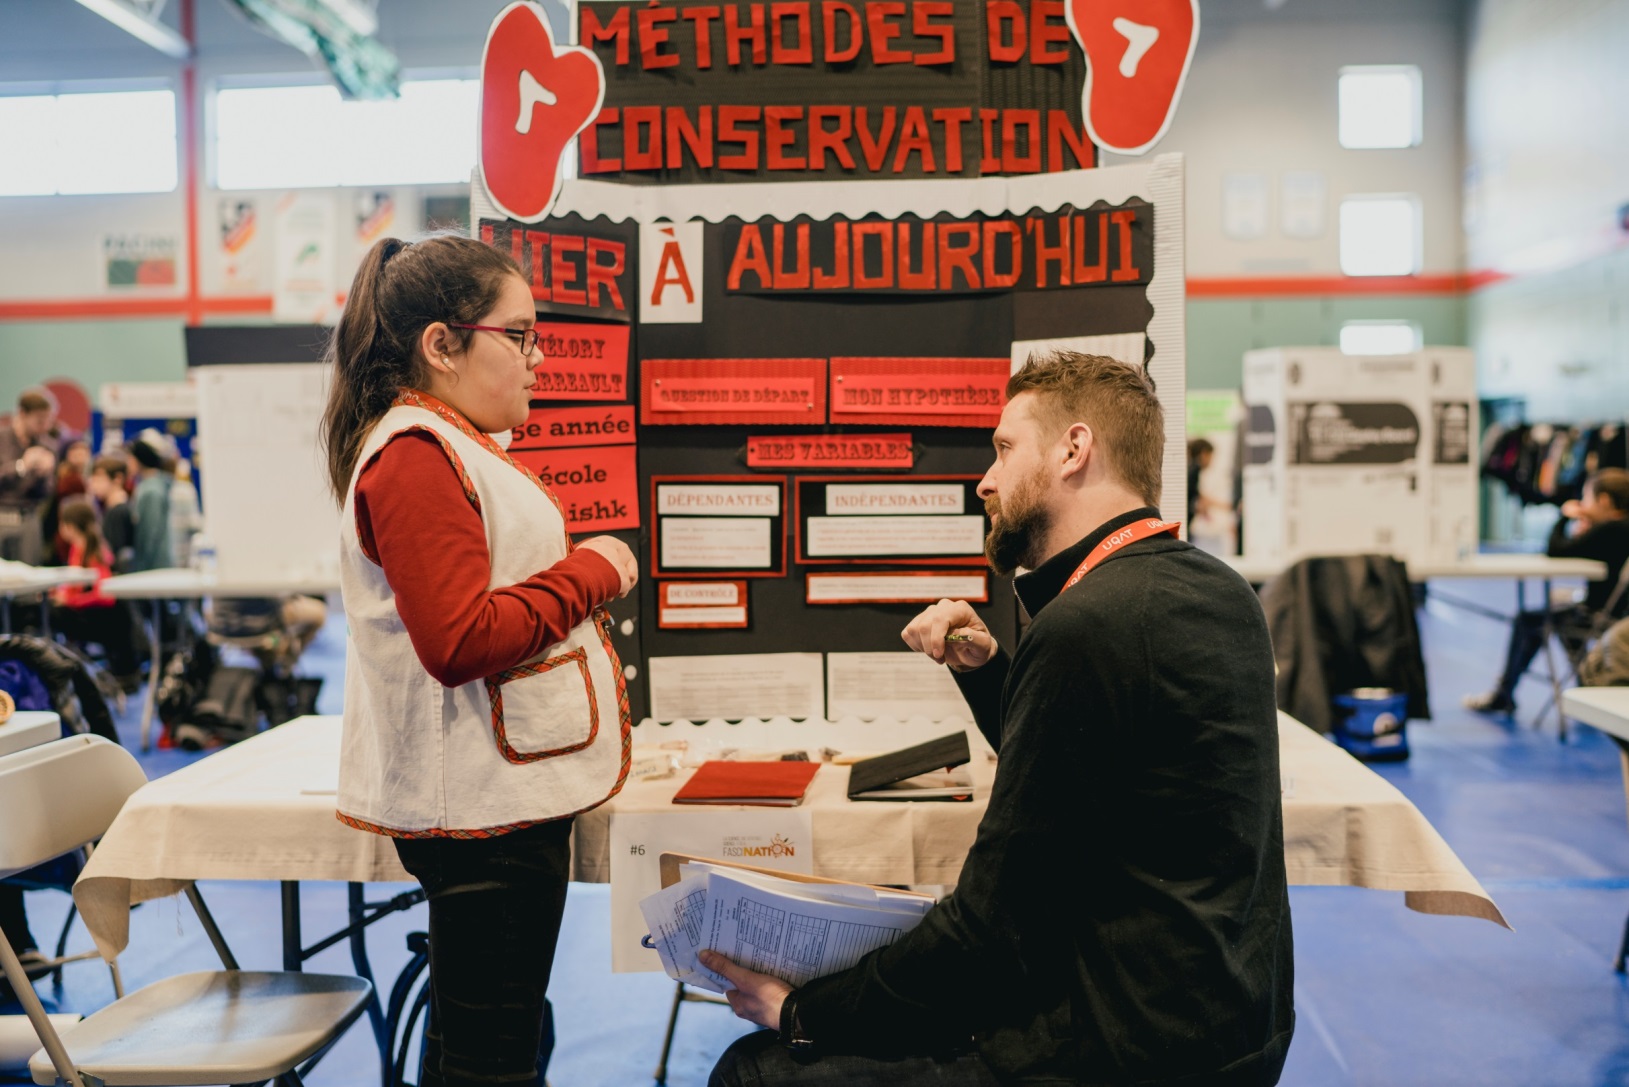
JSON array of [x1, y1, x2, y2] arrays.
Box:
[[1061, 518, 1181, 591]]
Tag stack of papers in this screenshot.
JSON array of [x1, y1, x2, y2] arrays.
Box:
[[639, 860, 934, 992]]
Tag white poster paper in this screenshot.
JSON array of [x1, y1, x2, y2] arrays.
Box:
[[657, 484, 781, 517], [825, 484, 964, 516], [660, 606, 747, 626], [640, 220, 705, 323], [806, 515, 984, 557], [648, 652, 825, 721], [1222, 172, 1270, 240], [806, 573, 988, 604], [273, 192, 337, 324], [1011, 333, 1147, 373], [827, 652, 973, 721], [1280, 170, 1328, 239], [661, 517, 772, 569], [609, 809, 813, 971]]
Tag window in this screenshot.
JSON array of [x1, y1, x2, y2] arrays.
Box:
[[1340, 320, 1422, 356], [1338, 65, 1422, 149], [214, 79, 480, 190], [0, 88, 177, 196], [1339, 195, 1421, 277]]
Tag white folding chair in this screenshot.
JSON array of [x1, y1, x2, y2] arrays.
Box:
[[0, 735, 373, 1087]]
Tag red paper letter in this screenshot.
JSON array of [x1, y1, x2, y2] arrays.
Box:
[[808, 106, 857, 170], [1110, 209, 1142, 282], [1030, 0, 1070, 63], [1028, 214, 1071, 288], [855, 107, 897, 172], [983, 220, 1023, 288], [650, 233, 696, 304], [718, 105, 763, 170], [822, 1, 862, 61], [852, 221, 895, 289], [892, 106, 935, 173], [579, 109, 620, 173], [1073, 211, 1109, 283], [897, 222, 937, 289], [979, 109, 1000, 173], [932, 106, 971, 173], [725, 4, 768, 65], [913, 1, 955, 65], [986, 1, 1025, 63], [667, 106, 716, 169], [813, 221, 851, 288], [1047, 109, 1093, 172], [1002, 109, 1041, 173], [938, 221, 981, 290], [580, 6, 631, 66], [867, 2, 910, 64], [773, 223, 812, 288], [525, 230, 550, 298], [771, 2, 815, 63], [623, 106, 663, 170], [727, 224, 773, 290], [551, 235, 587, 307], [587, 238, 626, 311], [682, 6, 720, 68], [765, 106, 807, 169], [638, 5, 680, 68]]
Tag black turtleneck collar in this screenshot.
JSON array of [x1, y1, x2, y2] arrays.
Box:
[[1012, 506, 1163, 618]]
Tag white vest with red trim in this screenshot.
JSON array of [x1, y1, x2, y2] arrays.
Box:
[[336, 400, 629, 836]]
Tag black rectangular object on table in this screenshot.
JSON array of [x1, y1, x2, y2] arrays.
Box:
[[846, 732, 972, 799]]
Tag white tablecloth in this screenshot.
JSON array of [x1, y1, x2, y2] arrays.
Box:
[[74, 712, 1506, 960]]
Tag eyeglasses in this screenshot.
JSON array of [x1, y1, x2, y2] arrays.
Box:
[[448, 323, 540, 357]]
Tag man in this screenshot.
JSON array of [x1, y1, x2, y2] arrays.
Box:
[[87, 454, 136, 573], [705, 353, 1295, 1086], [0, 390, 59, 563], [128, 430, 176, 572], [1464, 468, 1629, 716]]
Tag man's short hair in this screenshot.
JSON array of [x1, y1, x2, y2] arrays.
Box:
[[91, 454, 129, 482], [1189, 438, 1215, 459], [1007, 352, 1164, 506], [1590, 469, 1629, 512], [16, 390, 53, 416]]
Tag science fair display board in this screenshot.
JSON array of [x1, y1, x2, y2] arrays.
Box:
[[470, 0, 1194, 721]]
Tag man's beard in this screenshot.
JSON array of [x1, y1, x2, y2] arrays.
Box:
[[983, 471, 1052, 575]]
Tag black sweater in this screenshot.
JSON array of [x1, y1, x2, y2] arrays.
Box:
[[796, 508, 1296, 1085], [1547, 515, 1629, 614]]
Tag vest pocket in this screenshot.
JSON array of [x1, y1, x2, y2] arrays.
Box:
[[484, 646, 600, 763]]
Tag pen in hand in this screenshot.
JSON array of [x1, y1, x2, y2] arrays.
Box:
[[944, 631, 974, 643]]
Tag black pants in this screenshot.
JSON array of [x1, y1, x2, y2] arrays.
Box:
[[709, 1030, 1000, 1087], [0, 884, 37, 953], [1495, 606, 1591, 701], [393, 818, 573, 1087], [50, 602, 140, 676]]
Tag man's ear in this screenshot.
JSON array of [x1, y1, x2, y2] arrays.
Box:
[[1059, 422, 1093, 480]]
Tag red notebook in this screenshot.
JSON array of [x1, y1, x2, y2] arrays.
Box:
[[672, 760, 821, 806]]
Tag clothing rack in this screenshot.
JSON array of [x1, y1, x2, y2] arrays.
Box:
[[1481, 420, 1629, 506]]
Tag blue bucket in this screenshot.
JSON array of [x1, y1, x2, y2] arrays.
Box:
[[1331, 687, 1410, 761]]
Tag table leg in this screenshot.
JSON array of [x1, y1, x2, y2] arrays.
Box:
[[137, 600, 162, 753], [282, 881, 303, 973]]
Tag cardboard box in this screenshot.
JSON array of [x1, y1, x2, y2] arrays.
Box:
[[1244, 348, 1464, 569]]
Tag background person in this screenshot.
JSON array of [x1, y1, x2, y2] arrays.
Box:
[[0, 389, 59, 563], [127, 430, 176, 572], [704, 353, 1294, 1087], [87, 454, 136, 573], [1464, 468, 1629, 716], [49, 497, 141, 683], [323, 234, 639, 1087]]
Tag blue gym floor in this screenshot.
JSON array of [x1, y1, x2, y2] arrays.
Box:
[[8, 575, 1629, 1086]]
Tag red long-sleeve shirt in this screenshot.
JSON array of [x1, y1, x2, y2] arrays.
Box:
[[354, 431, 621, 689]]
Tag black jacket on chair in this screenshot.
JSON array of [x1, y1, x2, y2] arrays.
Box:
[[1259, 555, 1430, 734]]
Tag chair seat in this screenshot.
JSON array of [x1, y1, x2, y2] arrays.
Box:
[[29, 971, 372, 1086]]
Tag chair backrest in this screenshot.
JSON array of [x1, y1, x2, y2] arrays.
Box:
[[0, 736, 147, 879]]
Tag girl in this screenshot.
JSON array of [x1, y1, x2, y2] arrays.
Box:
[[320, 234, 638, 1087], [50, 498, 140, 679]]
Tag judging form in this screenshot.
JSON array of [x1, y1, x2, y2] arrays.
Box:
[[640, 865, 932, 992]]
